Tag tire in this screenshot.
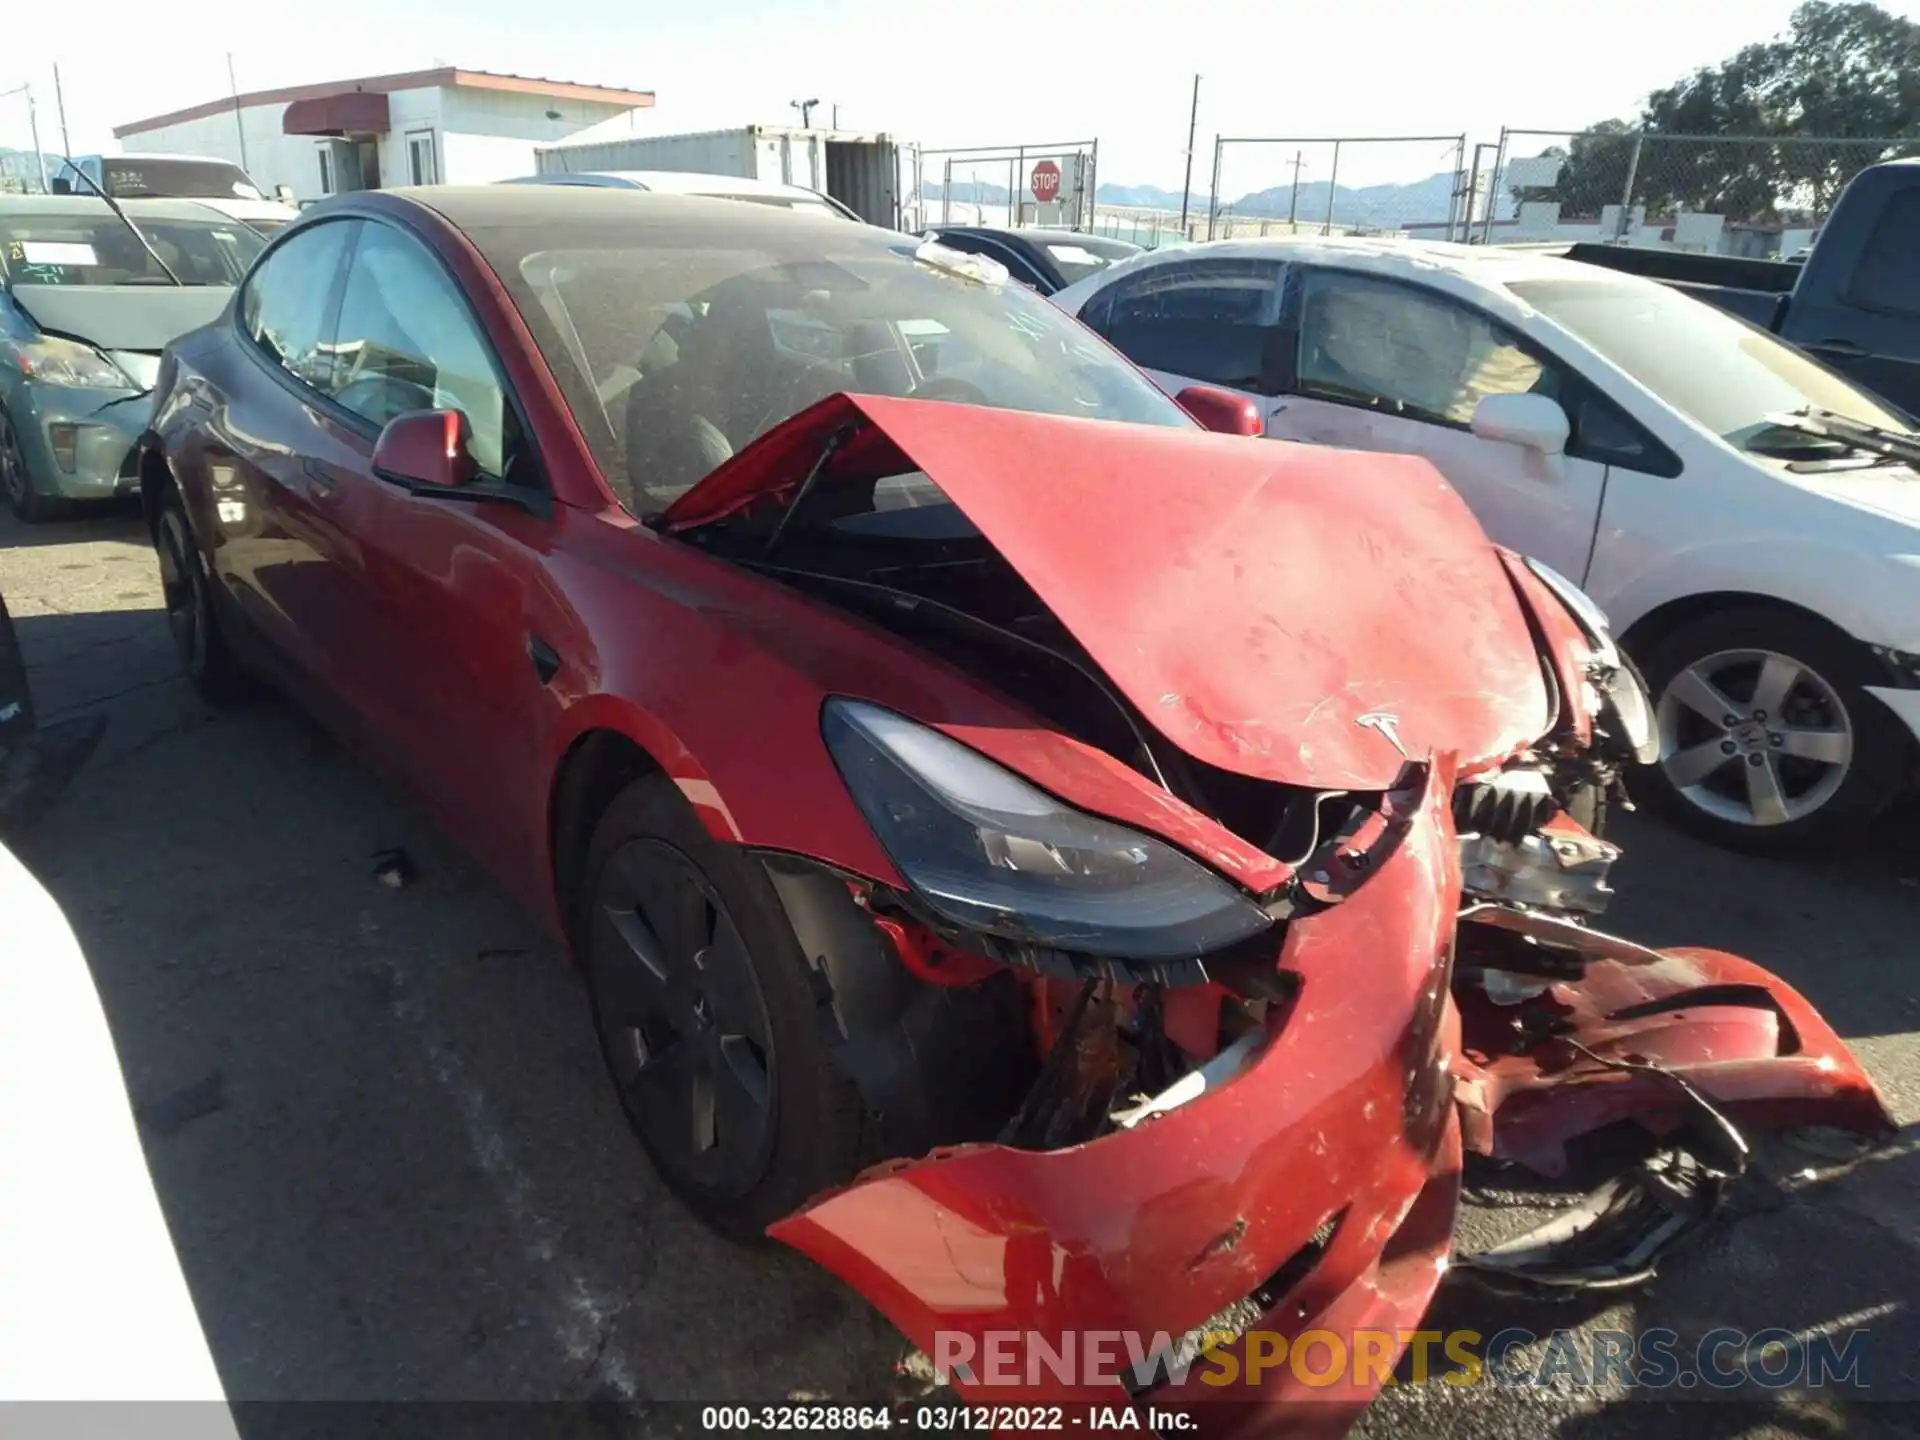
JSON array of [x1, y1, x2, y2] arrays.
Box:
[[577, 775, 868, 1240], [153, 490, 248, 703], [1632, 606, 1909, 854], [0, 403, 63, 523]]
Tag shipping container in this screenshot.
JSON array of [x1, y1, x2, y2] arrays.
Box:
[[535, 126, 904, 229]]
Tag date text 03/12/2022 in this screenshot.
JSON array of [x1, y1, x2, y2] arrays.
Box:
[[699, 1407, 1191, 1431]]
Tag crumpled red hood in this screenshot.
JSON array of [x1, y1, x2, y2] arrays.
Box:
[[663, 393, 1551, 789]]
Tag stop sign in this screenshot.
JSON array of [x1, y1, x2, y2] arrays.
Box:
[[1029, 160, 1062, 203]]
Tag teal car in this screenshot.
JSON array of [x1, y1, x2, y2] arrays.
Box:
[[0, 197, 261, 521]]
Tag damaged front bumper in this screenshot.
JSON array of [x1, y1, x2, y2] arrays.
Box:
[[765, 760, 1892, 1424], [8, 382, 150, 502], [771, 767, 1466, 1419]]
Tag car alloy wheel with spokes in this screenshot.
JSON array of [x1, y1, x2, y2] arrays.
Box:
[[588, 837, 778, 1204], [1636, 604, 1908, 853], [1657, 647, 1853, 829]]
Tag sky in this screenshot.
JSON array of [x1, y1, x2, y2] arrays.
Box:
[[6, 0, 1920, 195]]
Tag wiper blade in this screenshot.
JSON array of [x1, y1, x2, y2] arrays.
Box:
[[1765, 407, 1920, 468]]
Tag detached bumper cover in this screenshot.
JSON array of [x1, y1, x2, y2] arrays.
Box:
[[770, 769, 1464, 1416], [1454, 941, 1895, 1177]]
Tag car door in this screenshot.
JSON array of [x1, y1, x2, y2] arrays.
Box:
[[1080, 255, 1291, 417], [315, 218, 565, 879], [1270, 266, 1608, 581], [1789, 188, 1920, 416], [205, 218, 382, 698]]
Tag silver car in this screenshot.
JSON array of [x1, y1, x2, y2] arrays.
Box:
[[0, 196, 260, 521]]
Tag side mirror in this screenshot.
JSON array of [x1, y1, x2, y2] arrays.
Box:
[[372, 410, 478, 491], [1471, 393, 1569, 456], [274, 184, 296, 204], [1176, 385, 1265, 437]]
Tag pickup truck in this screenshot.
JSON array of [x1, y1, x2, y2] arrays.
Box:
[[1565, 158, 1920, 415]]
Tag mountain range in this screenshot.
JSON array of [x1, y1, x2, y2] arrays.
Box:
[[926, 169, 1503, 228]]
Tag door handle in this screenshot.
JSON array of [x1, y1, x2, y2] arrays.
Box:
[[301, 459, 340, 498]]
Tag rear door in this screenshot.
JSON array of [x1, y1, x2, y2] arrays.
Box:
[[1787, 187, 1920, 415], [313, 218, 566, 880], [1269, 266, 1609, 581], [1079, 254, 1291, 416]]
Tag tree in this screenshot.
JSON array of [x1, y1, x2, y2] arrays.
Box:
[[1535, 1, 1920, 221]]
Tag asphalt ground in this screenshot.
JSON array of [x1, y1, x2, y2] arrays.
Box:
[[3, 500, 1917, 1439]]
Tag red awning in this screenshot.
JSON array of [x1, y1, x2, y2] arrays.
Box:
[[282, 90, 390, 137]]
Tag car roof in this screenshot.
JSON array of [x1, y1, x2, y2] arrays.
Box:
[[519, 170, 834, 201], [365, 184, 873, 250], [0, 194, 250, 224], [1068, 232, 1637, 300]]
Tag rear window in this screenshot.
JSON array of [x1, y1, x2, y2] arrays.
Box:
[[104, 158, 266, 202]]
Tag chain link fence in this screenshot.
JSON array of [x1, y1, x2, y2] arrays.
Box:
[[1204, 135, 1469, 242], [914, 141, 1099, 233], [1484, 129, 1920, 254]]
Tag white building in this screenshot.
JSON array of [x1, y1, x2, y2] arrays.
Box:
[[111, 67, 656, 204]]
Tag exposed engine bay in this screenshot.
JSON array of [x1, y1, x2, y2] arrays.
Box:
[[686, 441, 1892, 1304]]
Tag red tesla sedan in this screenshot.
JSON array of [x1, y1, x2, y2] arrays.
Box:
[[134, 187, 1889, 1429]]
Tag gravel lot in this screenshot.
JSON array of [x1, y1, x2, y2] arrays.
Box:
[[3, 502, 1917, 1438]]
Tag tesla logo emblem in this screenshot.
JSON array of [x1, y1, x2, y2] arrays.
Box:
[[1356, 711, 1408, 757]]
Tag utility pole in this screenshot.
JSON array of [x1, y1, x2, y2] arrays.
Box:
[[1, 85, 48, 190], [790, 98, 820, 129], [831, 104, 839, 130], [1286, 150, 1306, 226], [52, 63, 71, 156], [227, 53, 250, 170], [1178, 74, 1201, 231]]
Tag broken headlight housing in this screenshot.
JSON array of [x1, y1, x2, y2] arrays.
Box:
[[822, 698, 1273, 959], [1523, 558, 1657, 764]]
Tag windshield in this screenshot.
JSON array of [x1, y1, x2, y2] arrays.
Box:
[[0, 213, 265, 286], [1035, 234, 1141, 284], [501, 229, 1189, 515], [104, 158, 266, 202], [1509, 275, 1912, 452]]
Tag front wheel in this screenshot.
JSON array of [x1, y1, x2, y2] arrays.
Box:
[[577, 775, 869, 1239], [154, 493, 248, 703], [1633, 607, 1909, 854], [0, 404, 62, 523]]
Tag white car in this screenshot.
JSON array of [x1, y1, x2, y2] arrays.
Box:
[[1052, 236, 1920, 852], [0, 840, 236, 1424], [61, 153, 301, 235]]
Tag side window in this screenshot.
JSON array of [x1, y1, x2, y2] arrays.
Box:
[[327, 223, 520, 482], [1096, 258, 1287, 393], [1297, 269, 1549, 426], [239, 221, 354, 392], [1844, 189, 1920, 318]]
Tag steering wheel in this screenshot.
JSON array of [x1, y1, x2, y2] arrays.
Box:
[[910, 376, 990, 406]]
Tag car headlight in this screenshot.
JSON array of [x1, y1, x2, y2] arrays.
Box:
[[1521, 558, 1657, 764], [821, 698, 1274, 960], [2, 335, 132, 390]]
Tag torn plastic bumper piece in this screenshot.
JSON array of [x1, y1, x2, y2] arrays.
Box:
[[1454, 921, 1895, 1178]]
